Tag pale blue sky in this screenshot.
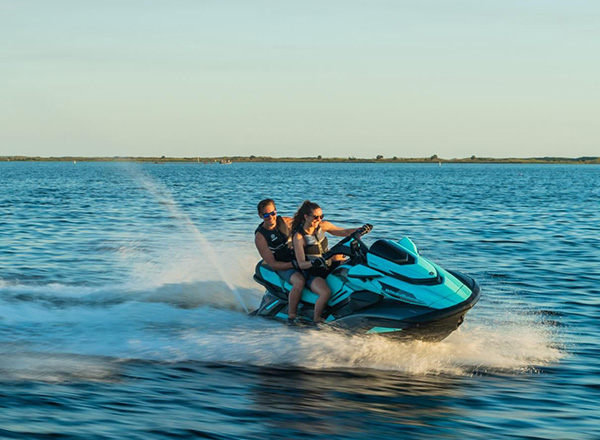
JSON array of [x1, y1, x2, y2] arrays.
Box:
[[1, 0, 598, 158]]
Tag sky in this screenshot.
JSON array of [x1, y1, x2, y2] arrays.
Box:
[[1, 0, 599, 159]]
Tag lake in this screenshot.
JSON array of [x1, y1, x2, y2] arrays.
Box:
[[1, 161, 598, 439]]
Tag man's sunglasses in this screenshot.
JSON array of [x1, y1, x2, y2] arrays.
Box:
[[262, 210, 277, 219]]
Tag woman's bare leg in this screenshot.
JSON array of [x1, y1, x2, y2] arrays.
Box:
[[309, 277, 331, 322], [287, 272, 305, 319]]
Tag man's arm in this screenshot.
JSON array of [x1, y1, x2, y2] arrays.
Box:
[[321, 221, 358, 237], [254, 233, 294, 270], [281, 216, 293, 229]]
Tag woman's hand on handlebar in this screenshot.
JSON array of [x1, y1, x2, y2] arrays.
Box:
[[292, 260, 312, 270], [299, 260, 312, 270]]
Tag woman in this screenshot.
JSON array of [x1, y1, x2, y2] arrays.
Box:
[[291, 200, 358, 323]]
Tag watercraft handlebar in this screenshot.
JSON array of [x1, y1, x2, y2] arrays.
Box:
[[311, 257, 327, 268], [357, 223, 373, 236], [319, 223, 373, 262]]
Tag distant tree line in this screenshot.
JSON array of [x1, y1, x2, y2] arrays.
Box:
[[2, 155, 599, 164]]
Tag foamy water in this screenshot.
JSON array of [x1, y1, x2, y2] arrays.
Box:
[[0, 241, 564, 380]]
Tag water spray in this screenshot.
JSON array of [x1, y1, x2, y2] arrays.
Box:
[[124, 164, 249, 313]]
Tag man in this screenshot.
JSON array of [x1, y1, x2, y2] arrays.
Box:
[[255, 199, 311, 324]]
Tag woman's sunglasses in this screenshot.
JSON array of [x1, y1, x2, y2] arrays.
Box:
[[310, 214, 324, 220], [262, 210, 277, 219]]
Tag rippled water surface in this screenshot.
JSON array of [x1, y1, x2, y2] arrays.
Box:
[[1, 162, 599, 439]]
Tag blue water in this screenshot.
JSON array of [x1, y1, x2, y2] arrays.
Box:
[[1, 161, 598, 439]]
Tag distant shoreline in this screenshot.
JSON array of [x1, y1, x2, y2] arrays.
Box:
[[2, 155, 599, 164]]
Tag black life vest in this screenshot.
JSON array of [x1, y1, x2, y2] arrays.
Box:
[[255, 216, 294, 262]]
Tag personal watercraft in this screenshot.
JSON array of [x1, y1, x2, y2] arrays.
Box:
[[252, 226, 480, 342]]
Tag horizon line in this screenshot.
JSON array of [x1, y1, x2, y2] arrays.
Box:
[[1, 155, 599, 164]]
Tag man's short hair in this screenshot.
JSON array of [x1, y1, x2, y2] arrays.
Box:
[[257, 198, 275, 214]]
